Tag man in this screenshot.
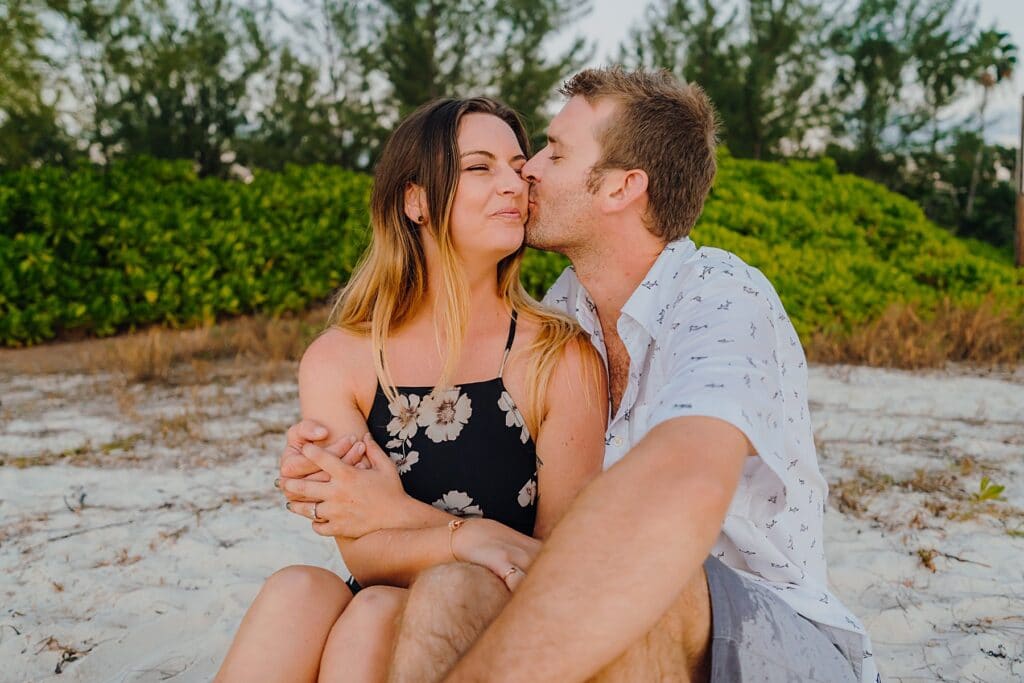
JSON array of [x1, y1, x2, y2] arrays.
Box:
[[282, 67, 877, 682]]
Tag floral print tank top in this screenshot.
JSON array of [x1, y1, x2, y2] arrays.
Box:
[[346, 312, 539, 593]]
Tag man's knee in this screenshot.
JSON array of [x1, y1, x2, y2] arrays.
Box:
[[407, 562, 507, 612], [389, 564, 508, 683]]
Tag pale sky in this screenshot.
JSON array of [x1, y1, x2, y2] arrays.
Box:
[[551, 0, 1024, 146]]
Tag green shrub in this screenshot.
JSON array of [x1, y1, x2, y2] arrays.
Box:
[[694, 151, 1023, 341], [1, 153, 1020, 348], [0, 158, 372, 345]]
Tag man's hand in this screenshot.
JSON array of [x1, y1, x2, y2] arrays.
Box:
[[281, 434, 413, 538], [277, 419, 367, 504]]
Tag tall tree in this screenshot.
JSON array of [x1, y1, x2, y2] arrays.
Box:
[[55, 0, 270, 176], [620, 0, 827, 160], [619, 0, 743, 134], [0, 0, 74, 169], [487, 0, 592, 147], [905, 0, 977, 156], [827, 0, 912, 179], [368, 0, 592, 130], [965, 28, 1017, 217], [243, 0, 593, 170], [238, 0, 383, 170]]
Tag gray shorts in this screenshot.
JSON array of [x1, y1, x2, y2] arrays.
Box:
[[705, 556, 860, 683]]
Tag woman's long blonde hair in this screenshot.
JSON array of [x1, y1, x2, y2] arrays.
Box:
[[328, 97, 596, 435]]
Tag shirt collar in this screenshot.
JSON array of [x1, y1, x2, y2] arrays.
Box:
[[619, 238, 697, 339]]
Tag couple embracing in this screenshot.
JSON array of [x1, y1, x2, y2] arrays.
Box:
[[215, 67, 878, 683]]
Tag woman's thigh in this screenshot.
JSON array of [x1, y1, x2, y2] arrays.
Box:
[[318, 585, 409, 683], [216, 565, 353, 683]]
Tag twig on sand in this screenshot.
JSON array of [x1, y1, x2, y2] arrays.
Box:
[[917, 547, 991, 572], [35, 636, 95, 674], [46, 519, 135, 542], [935, 550, 991, 568]]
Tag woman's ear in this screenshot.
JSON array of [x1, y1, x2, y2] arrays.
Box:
[[404, 183, 428, 226]]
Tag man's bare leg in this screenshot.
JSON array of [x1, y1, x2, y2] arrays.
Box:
[[387, 563, 510, 683], [587, 565, 711, 683], [387, 562, 709, 683]]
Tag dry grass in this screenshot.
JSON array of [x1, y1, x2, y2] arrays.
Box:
[[807, 298, 1024, 369], [831, 465, 895, 515], [0, 308, 328, 381], [105, 313, 322, 383], [830, 458, 1023, 531], [3, 297, 1020, 379]]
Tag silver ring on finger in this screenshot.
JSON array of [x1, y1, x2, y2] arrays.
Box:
[[502, 565, 523, 583], [311, 501, 325, 523]]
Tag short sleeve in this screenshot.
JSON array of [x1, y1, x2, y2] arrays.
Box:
[[647, 276, 792, 519]]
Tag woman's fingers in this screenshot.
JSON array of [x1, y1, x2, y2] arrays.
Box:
[[280, 476, 330, 501], [361, 433, 395, 471], [502, 564, 527, 592], [285, 501, 320, 521]]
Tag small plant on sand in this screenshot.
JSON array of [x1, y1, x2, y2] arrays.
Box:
[[971, 477, 1006, 503]]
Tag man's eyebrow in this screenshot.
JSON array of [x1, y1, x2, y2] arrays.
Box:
[[460, 150, 527, 162]]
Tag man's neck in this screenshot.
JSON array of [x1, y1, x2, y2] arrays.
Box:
[[570, 234, 666, 334]]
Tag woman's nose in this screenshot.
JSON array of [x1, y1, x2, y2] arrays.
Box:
[[498, 166, 528, 195]]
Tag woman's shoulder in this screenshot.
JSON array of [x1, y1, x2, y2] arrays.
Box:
[[299, 326, 376, 392]]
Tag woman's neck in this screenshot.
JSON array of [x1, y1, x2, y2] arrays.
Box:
[[417, 240, 509, 335]]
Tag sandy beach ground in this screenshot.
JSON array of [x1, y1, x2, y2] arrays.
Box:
[[1, 357, 1022, 682]]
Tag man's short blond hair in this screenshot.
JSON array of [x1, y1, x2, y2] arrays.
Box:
[[561, 67, 719, 241]]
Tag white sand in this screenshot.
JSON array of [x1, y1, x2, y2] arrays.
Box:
[[1, 364, 1022, 682]]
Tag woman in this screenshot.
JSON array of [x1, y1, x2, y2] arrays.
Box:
[[215, 97, 607, 682]]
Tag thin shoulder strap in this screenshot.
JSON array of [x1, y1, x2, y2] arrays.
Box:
[[497, 310, 518, 378]]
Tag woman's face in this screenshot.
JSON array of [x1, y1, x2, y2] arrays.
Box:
[[447, 113, 529, 264]]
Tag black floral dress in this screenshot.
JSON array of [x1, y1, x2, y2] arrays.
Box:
[[345, 311, 538, 593]]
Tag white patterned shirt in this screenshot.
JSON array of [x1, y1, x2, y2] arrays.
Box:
[[543, 238, 878, 683]]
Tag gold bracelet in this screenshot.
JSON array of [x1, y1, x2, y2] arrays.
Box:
[[448, 518, 465, 562]]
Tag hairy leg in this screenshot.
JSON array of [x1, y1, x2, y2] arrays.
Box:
[[587, 565, 711, 683], [215, 565, 353, 683], [318, 585, 408, 683], [388, 562, 510, 683]]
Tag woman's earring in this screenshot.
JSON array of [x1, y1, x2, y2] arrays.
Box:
[[416, 216, 424, 224]]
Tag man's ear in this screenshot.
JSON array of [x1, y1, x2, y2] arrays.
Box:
[[404, 183, 428, 225], [604, 169, 649, 213]]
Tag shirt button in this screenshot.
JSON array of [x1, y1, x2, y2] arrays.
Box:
[[613, 437, 624, 447]]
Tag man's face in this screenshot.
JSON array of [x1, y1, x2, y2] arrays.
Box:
[[521, 96, 617, 253]]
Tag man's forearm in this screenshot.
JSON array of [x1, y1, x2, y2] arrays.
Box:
[[444, 418, 745, 682]]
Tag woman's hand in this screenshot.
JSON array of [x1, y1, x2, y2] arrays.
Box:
[[281, 434, 411, 539], [451, 518, 542, 591]]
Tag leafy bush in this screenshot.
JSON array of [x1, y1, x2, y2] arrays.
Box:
[[695, 152, 1023, 342], [1, 153, 1020, 351], [0, 158, 372, 345]]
